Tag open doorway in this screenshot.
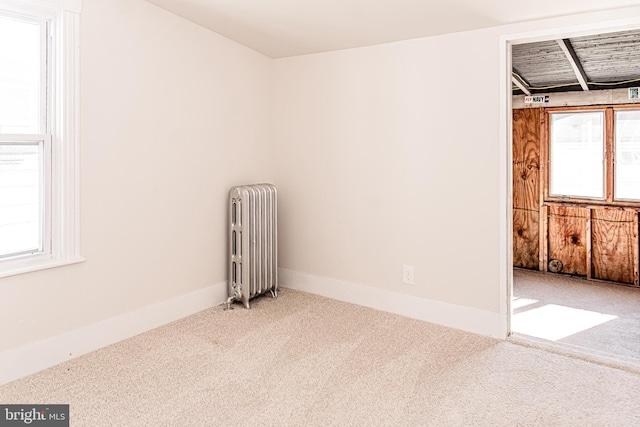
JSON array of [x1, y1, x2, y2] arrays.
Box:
[[505, 25, 640, 366]]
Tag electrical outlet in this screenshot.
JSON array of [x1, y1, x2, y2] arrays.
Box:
[[402, 265, 415, 285]]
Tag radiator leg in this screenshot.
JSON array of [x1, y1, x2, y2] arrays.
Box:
[[224, 296, 236, 311], [270, 289, 278, 298]]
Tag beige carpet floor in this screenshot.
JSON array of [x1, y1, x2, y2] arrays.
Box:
[[2, 288, 640, 426]]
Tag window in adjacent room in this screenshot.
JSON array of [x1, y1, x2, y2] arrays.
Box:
[[549, 111, 605, 199], [614, 110, 640, 201], [546, 107, 640, 205]]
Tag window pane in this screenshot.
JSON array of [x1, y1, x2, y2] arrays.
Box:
[[615, 111, 640, 201], [549, 112, 604, 198], [0, 15, 43, 134], [0, 143, 42, 258]]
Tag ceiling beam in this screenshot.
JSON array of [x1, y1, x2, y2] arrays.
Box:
[[512, 70, 531, 96], [556, 39, 589, 91]]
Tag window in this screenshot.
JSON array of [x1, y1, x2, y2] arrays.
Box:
[[0, 0, 82, 277], [546, 107, 640, 205], [615, 110, 640, 201], [549, 111, 605, 199], [0, 13, 50, 260]]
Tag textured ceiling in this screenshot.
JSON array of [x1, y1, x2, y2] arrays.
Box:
[[512, 29, 640, 94], [144, 0, 640, 58]]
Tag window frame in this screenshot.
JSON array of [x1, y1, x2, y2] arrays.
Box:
[[543, 104, 640, 208], [0, 0, 83, 278], [0, 135, 52, 260], [613, 109, 640, 202], [547, 109, 607, 201], [0, 11, 50, 261]]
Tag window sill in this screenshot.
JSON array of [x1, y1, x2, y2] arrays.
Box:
[[544, 198, 640, 209], [0, 256, 86, 279]]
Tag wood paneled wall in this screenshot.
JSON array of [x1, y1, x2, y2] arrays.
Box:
[[512, 108, 640, 287], [547, 205, 588, 276], [591, 208, 639, 284], [512, 108, 540, 270]]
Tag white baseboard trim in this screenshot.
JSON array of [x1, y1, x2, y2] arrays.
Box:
[[279, 268, 502, 338], [0, 281, 227, 386]]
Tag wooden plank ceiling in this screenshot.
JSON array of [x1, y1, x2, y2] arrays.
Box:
[[512, 29, 640, 94]]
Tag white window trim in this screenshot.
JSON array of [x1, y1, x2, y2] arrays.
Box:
[[0, 0, 83, 278]]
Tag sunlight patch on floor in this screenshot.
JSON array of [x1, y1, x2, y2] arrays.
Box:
[[512, 297, 538, 310], [512, 304, 617, 341]]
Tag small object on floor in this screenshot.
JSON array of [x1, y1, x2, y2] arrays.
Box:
[[548, 259, 563, 273]]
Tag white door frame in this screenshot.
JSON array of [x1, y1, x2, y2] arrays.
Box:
[[499, 12, 640, 339]]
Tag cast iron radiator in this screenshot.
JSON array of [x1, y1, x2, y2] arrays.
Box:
[[225, 184, 278, 309]]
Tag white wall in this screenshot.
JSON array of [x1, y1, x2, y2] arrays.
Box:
[[273, 33, 502, 312], [0, 0, 273, 353], [272, 6, 640, 333]]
